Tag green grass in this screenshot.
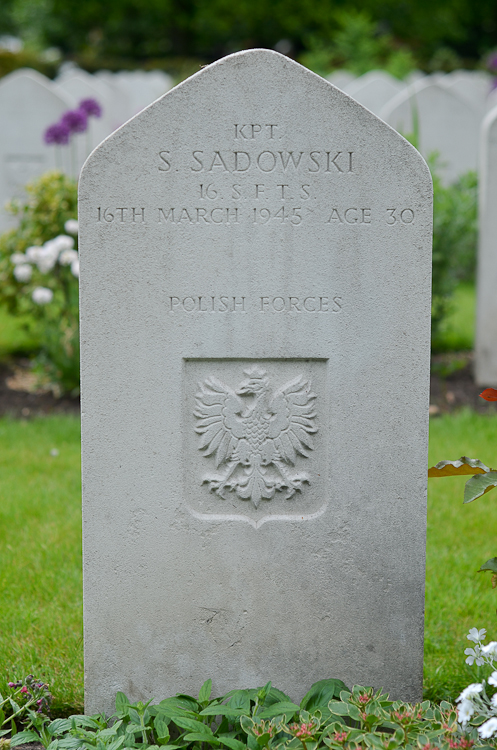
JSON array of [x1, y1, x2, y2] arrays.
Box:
[[1, 409, 497, 714], [434, 282, 476, 352], [425, 409, 497, 702], [0, 416, 83, 715]]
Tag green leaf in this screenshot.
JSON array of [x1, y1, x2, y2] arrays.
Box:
[[199, 706, 247, 717], [115, 692, 131, 714], [11, 730, 42, 746], [225, 690, 252, 713], [479, 557, 497, 573], [49, 719, 72, 736], [172, 716, 214, 734], [327, 701, 350, 716], [257, 702, 300, 719], [154, 717, 170, 740], [199, 679, 213, 704], [218, 737, 247, 750], [300, 679, 349, 713], [428, 456, 492, 477], [184, 733, 220, 746], [464, 472, 497, 503]]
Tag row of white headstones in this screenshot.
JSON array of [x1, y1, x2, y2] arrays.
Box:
[[1, 63, 497, 383]]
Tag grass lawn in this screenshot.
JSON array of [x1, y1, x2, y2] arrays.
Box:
[[1, 408, 497, 714]]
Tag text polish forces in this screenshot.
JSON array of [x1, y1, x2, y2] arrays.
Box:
[[168, 296, 342, 313]]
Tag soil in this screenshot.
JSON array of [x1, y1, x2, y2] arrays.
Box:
[[0, 360, 79, 418], [0, 352, 494, 419]]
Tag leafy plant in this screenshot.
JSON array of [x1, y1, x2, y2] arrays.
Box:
[[0, 170, 79, 395], [428, 388, 497, 586], [0, 675, 53, 739], [8, 676, 489, 750], [430, 162, 478, 350]]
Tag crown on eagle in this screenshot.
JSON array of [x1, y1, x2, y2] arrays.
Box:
[[243, 365, 267, 379]]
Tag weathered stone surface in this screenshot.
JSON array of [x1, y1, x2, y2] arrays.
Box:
[[476, 106, 497, 385], [79, 49, 432, 715], [0, 69, 71, 230]]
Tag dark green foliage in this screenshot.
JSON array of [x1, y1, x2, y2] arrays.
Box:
[[430, 163, 478, 351], [0, 0, 497, 70]]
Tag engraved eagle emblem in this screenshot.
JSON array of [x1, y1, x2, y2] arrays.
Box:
[[194, 366, 317, 509]]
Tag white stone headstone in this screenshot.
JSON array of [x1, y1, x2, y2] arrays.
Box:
[[476, 105, 497, 385], [325, 70, 355, 89], [444, 70, 491, 117], [111, 70, 173, 119], [79, 49, 432, 714], [342, 70, 405, 116], [0, 69, 72, 231], [381, 79, 479, 183]]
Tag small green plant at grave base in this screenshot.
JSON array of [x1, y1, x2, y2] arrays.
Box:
[[0, 675, 53, 739], [429, 389, 497, 591], [10, 677, 492, 750], [0, 170, 79, 395]]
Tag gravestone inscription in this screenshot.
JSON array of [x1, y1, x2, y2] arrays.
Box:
[[79, 49, 432, 714]]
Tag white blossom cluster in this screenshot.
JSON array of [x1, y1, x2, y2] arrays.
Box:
[[9, 219, 79, 306], [456, 627, 497, 738]]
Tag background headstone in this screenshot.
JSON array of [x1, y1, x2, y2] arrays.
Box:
[[80, 49, 432, 715], [381, 79, 479, 183], [0, 69, 72, 231], [342, 70, 405, 116], [325, 70, 355, 89], [475, 105, 497, 385]]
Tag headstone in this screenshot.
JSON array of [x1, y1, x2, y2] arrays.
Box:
[[79, 49, 432, 715], [342, 70, 405, 116], [381, 79, 479, 183], [326, 70, 355, 89], [475, 105, 497, 385], [444, 70, 491, 118], [0, 69, 72, 231], [110, 70, 173, 119]]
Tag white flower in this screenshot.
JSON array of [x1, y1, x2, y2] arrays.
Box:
[[35, 241, 60, 273], [465, 647, 485, 666], [64, 219, 78, 235], [10, 252, 27, 264], [26, 245, 42, 262], [468, 628, 487, 643], [13, 263, 32, 282], [489, 671, 497, 687], [32, 287, 53, 305], [71, 259, 79, 278], [457, 683, 483, 702], [482, 641, 497, 656], [479, 717, 497, 739], [491, 693, 497, 707], [58, 249, 78, 266], [457, 698, 476, 726], [53, 234, 74, 251]]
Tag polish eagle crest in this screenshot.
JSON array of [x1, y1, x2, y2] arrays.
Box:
[[194, 366, 317, 509]]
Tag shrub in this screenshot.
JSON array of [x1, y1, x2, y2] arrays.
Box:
[[0, 170, 79, 395]]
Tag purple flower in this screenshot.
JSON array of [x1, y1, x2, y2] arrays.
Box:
[[79, 98, 102, 118], [61, 108, 88, 133], [7, 682, 15, 687], [44, 122, 70, 145]]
